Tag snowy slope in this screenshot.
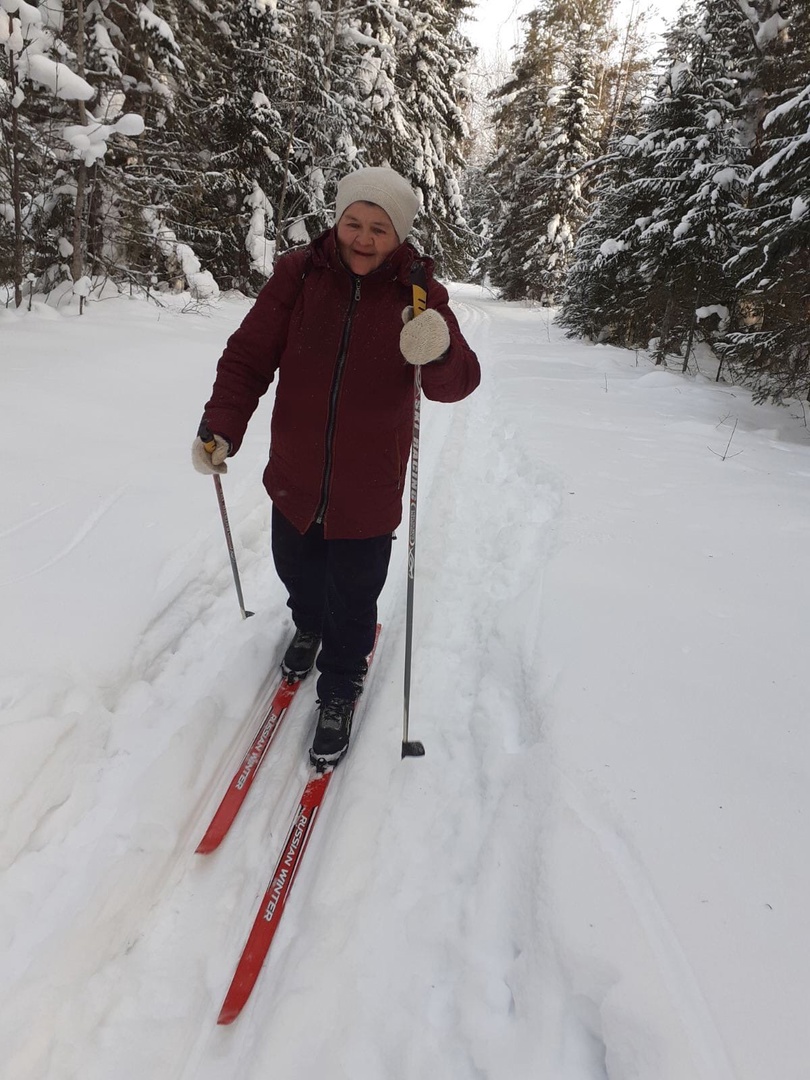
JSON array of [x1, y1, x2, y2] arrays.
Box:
[[1, 287, 809, 1080]]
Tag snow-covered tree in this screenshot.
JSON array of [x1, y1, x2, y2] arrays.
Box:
[[335, 0, 409, 167], [718, 1, 810, 400], [523, 22, 598, 301], [395, 0, 475, 274], [0, 0, 96, 301], [331, 0, 475, 274], [559, 104, 652, 341], [488, 4, 607, 301], [561, 0, 752, 356], [2, 0, 479, 296], [0, 0, 193, 300]]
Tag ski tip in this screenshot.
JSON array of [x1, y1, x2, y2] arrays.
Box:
[[401, 740, 426, 759], [217, 1003, 240, 1026], [195, 834, 222, 855]]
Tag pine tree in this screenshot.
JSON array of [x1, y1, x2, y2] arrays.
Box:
[[718, 1, 810, 400], [487, 8, 555, 300], [74, 0, 183, 286], [561, 0, 752, 356], [2, 0, 480, 296], [334, 0, 476, 273], [173, 0, 354, 292], [335, 0, 410, 166], [523, 22, 597, 301], [559, 102, 652, 342], [0, 0, 95, 300], [0, 0, 193, 300], [395, 0, 476, 274], [487, 0, 613, 301]]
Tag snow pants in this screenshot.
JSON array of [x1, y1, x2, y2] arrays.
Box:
[[271, 506, 392, 704]]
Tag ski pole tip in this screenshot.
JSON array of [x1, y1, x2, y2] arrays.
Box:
[[401, 740, 426, 759]]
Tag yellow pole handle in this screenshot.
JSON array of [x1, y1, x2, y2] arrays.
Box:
[[412, 282, 427, 317]]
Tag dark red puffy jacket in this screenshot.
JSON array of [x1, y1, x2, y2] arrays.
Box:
[[204, 229, 480, 538]]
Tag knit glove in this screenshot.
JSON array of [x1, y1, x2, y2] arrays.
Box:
[[399, 307, 450, 366], [191, 433, 230, 475]]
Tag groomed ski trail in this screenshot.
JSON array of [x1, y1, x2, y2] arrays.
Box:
[[3, 288, 768, 1080]]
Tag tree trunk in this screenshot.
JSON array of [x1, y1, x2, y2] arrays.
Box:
[[70, 0, 89, 311], [604, 1, 636, 146], [273, 0, 308, 263], [682, 283, 699, 373], [323, 0, 343, 91], [655, 288, 675, 366], [7, 58, 24, 308], [274, 133, 295, 262]]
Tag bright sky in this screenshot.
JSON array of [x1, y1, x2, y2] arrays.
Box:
[[464, 0, 684, 58]]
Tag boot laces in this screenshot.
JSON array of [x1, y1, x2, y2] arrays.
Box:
[[319, 699, 353, 731]]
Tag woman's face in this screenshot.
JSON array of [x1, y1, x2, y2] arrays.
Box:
[[336, 201, 401, 275]]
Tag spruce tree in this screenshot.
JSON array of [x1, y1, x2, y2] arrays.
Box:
[[522, 22, 597, 302], [334, 0, 475, 272], [559, 103, 652, 342], [335, 0, 410, 167], [486, 8, 555, 300], [395, 0, 476, 274], [719, 1, 810, 400], [487, 0, 613, 302], [561, 0, 752, 355]]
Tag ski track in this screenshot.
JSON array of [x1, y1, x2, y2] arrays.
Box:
[[1, 474, 295, 1078], [556, 772, 737, 1080], [0, 499, 67, 542], [0, 485, 129, 589]]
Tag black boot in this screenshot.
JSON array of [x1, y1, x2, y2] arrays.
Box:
[[281, 628, 321, 680], [310, 697, 357, 768]]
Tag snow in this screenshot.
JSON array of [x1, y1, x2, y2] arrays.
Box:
[[755, 12, 788, 49], [21, 53, 95, 101], [712, 167, 740, 189], [0, 0, 41, 34], [2, 287, 810, 1079], [138, 1, 179, 50], [695, 305, 730, 328], [599, 238, 625, 258], [93, 22, 122, 78], [63, 114, 145, 166], [245, 183, 275, 276], [143, 210, 219, 299], [763, 84, 810, 130]]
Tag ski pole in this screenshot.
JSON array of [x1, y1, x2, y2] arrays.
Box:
[[402, 264, 427, 760], [199, 422, 254, 621]]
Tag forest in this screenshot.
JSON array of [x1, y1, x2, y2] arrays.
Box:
[[1, 0, 808, 402]]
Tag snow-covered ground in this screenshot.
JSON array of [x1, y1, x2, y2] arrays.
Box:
[[2, 284, 809, 1080]]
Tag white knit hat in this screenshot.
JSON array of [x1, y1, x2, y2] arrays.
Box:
[[334, 167, 421, 243]]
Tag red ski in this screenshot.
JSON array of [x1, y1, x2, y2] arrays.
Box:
[[196, 675, 304, 854], [217, 625, 381, 1024]]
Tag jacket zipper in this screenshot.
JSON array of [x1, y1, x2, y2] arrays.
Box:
[[315, 275, 362, 524]]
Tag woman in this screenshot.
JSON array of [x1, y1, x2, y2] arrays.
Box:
[[193, 166, 480, 767]]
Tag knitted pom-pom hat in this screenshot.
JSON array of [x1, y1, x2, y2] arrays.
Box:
[[335, 167, 421, 243]]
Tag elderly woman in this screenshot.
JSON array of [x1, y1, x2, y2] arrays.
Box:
[[193, 166, 480, 767]]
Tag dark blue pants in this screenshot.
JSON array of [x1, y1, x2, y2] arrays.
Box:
[[271, 506, 392, 702]]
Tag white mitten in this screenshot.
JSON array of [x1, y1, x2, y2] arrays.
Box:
[[192, 433, 230, 475], [399, 308, 450, 366]]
